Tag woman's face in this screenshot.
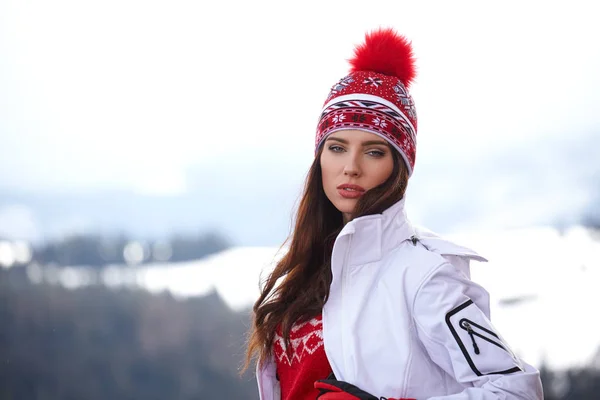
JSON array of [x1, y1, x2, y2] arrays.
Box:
[[320, 129, 394, 223]]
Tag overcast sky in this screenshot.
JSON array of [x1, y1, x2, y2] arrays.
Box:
[[1, 0, 599, 242]]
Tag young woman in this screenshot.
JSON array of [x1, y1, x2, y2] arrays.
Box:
[[244, 28, 543, 400]]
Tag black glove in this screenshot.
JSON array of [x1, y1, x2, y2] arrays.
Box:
[[314, 379, 379, 400], [315, 379, 415, 400]]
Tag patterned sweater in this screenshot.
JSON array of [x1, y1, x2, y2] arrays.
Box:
[[274, 315, 332, 400]]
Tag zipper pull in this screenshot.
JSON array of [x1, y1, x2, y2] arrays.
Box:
[[463, 322, 480, 355], [410, 235, 418, 246]]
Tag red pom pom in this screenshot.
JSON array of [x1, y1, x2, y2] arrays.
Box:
[[349, 28, 416, 88]]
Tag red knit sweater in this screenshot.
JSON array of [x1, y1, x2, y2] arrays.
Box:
[[274, 315, 332, 400]]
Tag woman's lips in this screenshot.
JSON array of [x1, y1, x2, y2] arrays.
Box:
[[337, 184, 365, 199]]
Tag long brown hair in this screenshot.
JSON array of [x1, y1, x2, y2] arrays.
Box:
[[242, 143, 409, 372]]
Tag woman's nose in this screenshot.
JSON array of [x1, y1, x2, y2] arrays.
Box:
[[343, 154, 361, 177]]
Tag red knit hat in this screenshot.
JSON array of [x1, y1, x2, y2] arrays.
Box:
[[315, 28, 418, 175]]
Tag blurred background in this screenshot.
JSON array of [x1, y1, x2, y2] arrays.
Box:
[[1, 0, 599, 398]]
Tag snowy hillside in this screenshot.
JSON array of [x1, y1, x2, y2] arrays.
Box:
[[25, 226, 600, 371]]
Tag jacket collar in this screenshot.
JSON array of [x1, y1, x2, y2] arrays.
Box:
[[413, 226, 487, 262], [338, 197, 415, 266]]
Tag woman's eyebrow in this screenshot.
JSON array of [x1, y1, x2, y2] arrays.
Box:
[[361, 140, 388, 146], [326, 137, 388, 146], [325, 137, 348, 144]]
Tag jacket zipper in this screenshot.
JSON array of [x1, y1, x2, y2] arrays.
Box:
[[459, 318, 507, 355], [340, 235, 352, 374], [460, 320, 480, 354]]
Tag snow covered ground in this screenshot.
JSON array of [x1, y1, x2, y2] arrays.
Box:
[[24, 226, 600, 371]]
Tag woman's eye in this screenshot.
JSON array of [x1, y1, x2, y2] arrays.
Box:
[[329, 145, 344, 152], [367, 150, 385, 157]]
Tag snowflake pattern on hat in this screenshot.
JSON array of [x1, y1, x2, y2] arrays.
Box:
[[332, 114, 346, 123], [372, 116, 387, 128], [363, 77, 383, 87], [393, 80, 417, 120], [327, 76, 355, 101]]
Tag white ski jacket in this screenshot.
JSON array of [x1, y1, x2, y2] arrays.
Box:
[[257, 198, 543, 399]]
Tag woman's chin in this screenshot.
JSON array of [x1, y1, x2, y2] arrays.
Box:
[[332, 198, 358, 214]]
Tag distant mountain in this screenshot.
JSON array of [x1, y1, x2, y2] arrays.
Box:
[[1, 129, 598, 246]]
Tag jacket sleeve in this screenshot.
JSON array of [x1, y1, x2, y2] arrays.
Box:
[[256, 355, 281, 400], [412, 261, 543, 400]]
